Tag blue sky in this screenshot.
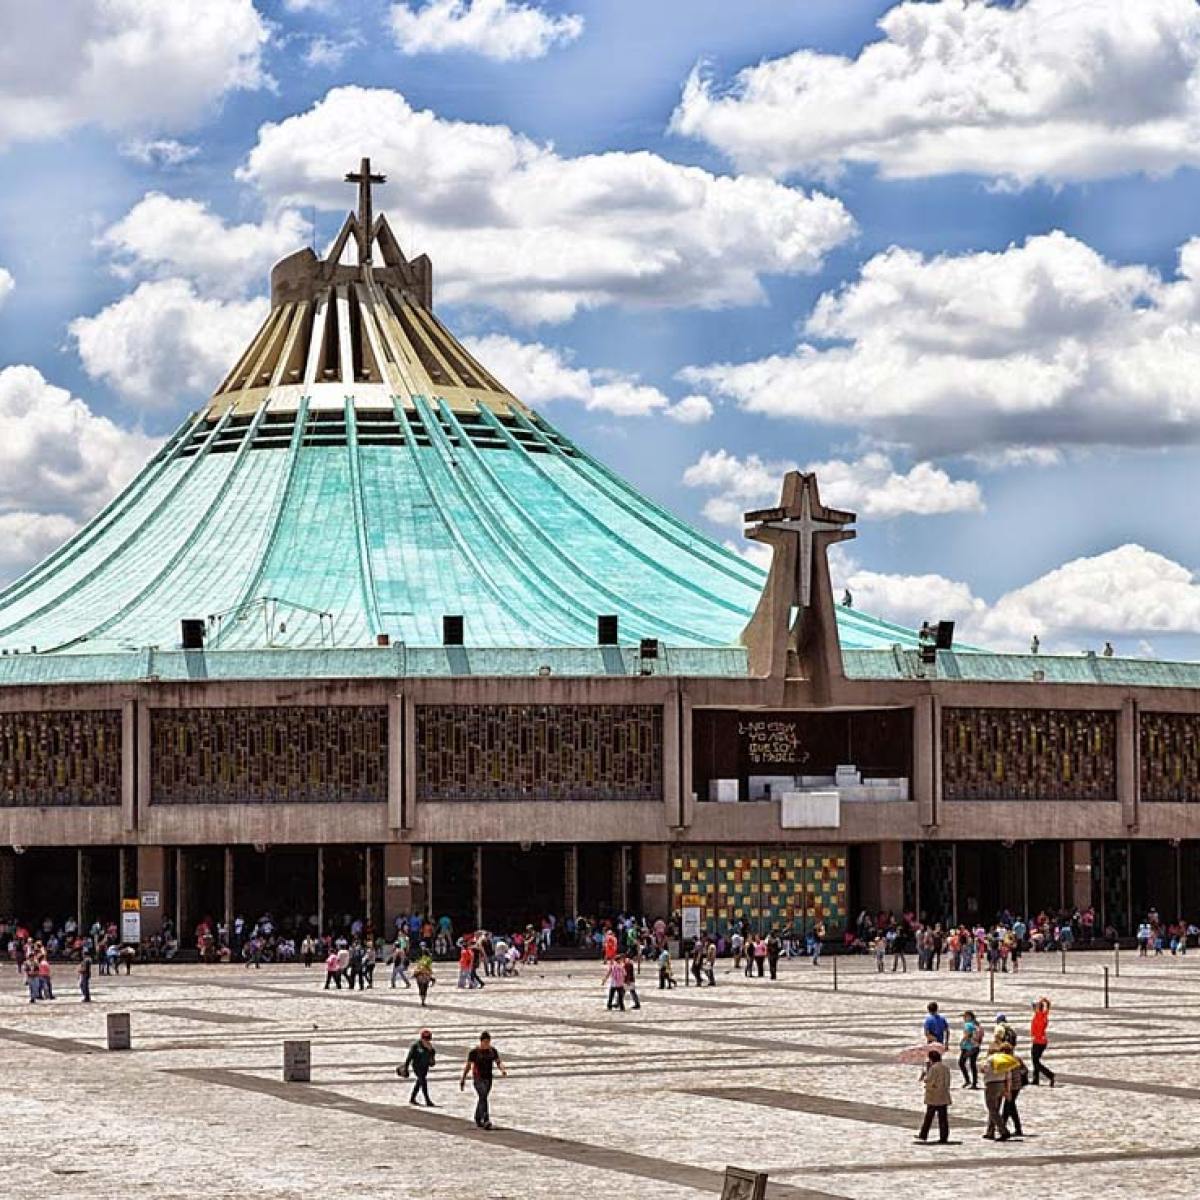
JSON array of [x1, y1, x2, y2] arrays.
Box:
[[2, 0, 1200, 656]]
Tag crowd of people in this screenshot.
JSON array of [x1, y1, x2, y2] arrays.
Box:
[[913, 997, 1057, 1144]]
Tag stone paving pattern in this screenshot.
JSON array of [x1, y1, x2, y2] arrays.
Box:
[[4, 950, 1198, 1198]]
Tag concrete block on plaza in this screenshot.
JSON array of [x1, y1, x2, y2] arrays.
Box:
[[780, 791, 840, 829], [283, 1040, 311, 1083], [834, 764, 862, 787], [721, 1166, 767, 1200], [106, 1012, 131, 1051]]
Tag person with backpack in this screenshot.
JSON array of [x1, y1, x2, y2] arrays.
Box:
[[399, 1029, 437, 1106]]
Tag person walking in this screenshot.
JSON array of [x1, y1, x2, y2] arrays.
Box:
[[958, 1010, 982, 1089], [981, 1041, 1018, 1141], [78, 951, 93, 1003], [624, 955, 642, 1010], [390, 941, 411, 989], [923, 1001, 950, 1049], [1000, 1046, 1027, 1138], [605, 957, 626, 1010], [323, 949, 343, 989], [766, 930, 782, 980], [657, 945, 675, 989], [915, 1049, 952, 1144], [400, 1029, 437, 1106], [460, 1031, 506, 1130], [891, 926, 908, 973], [753, 935, 767, 977], [413, 956, 435, 1007], [703, 938, 717, 986], [1030, 998, 1056, 1087]]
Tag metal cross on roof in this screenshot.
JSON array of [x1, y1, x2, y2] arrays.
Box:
[[345, 157, 386, 265]]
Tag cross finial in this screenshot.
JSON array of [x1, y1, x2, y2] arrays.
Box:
[[344, 156, 386, 265], [745, 473, 855, 609]]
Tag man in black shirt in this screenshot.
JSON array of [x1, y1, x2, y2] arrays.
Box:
[[460, 1030, 506, 1129]]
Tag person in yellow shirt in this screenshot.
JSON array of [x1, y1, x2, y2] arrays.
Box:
[[982, 1042, 1019, 1140]]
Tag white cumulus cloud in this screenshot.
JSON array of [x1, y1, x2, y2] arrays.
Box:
[[389, 0, 582, 61], [0, 512, 82, 586], [672, 0, 1200, 187], [463, 333, 703, 420], [70, 280, 267, 408], [682, 448, 982, 528], [0, 0, 270, 150], [826, 543, 1200, 654], [237, 86, 855, 323], [0, 366, 159, 585], [99, 193, 309, 297], [684, 232, 1200, 458], [118, 138, 200, 167], [977, 544, 1200, 649], [665, 394, 713, 425], [0, 268, 13, 308]]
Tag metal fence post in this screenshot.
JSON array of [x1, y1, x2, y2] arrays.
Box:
[[832, 955, 838, 993], [1104, 965, 1110, 1009], [989, 960, 995, 1004], [1114, 941, 1120, 978]]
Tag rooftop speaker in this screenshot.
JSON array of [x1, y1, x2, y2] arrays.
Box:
[[598, 614, 619, 645], [181, 619, 205, 650], [443, 615, 464, 646], [935, 620, 956, 651]]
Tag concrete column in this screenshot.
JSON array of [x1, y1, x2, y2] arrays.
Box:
[[121, 698, 137, 833], [563, 845, 578, 918], [174, 848, 184, 939], [223, 847, 234, 935], [137, 845, 166, 940], [639, 843, 669, 920], [137, 702, 152, 826], [0, 849, 15, 917], [913, 694, 937, 828], [473, 846, 483, 930], [879, 841, 905, 915], [403, 694, 417, 830], [382, 842, 413, 932], [1118, 699, 1138, 829], [316, 847, 325, 937], [387, 695, 403, 831], [365, 845, 374, 929], [1066, 840, 1093, 911]]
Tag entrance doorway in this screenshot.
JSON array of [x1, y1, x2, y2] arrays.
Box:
[[431, 845, 476, 934], [81, 848, 121, 929], [955, 843, 1023, 924], [14, 848, 76, 930], [578, 845, 621, 920], [233, 847, 318, 937], [179, 847, 224, 939], [481, 845, 564, 932]]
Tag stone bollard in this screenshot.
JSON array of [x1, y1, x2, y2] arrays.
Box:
[[283, 1039, 311, 1083], [106, 1012, 131, 1051]]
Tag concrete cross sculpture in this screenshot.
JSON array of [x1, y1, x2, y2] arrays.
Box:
[[740, 472, 856, 686], [344, 157, 386, 266]]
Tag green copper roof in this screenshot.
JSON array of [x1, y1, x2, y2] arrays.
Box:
[[0, 386, 933, 666]]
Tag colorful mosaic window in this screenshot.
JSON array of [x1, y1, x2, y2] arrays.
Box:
[[1141, 712, 1200, 802], [416, 704, 662, 802], [150, 706, 387, 805], [0, 710, 122, 808], [671, 846, 847, 934], [942, 707, 1117, 801]]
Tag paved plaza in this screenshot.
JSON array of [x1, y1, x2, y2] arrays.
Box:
[[4, 950, 1197, 1198]]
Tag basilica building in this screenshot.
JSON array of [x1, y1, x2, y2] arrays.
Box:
[[2, 164, 1198, 942]]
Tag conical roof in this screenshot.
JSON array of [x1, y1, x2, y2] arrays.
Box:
[[0, 164, 922, 660]]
